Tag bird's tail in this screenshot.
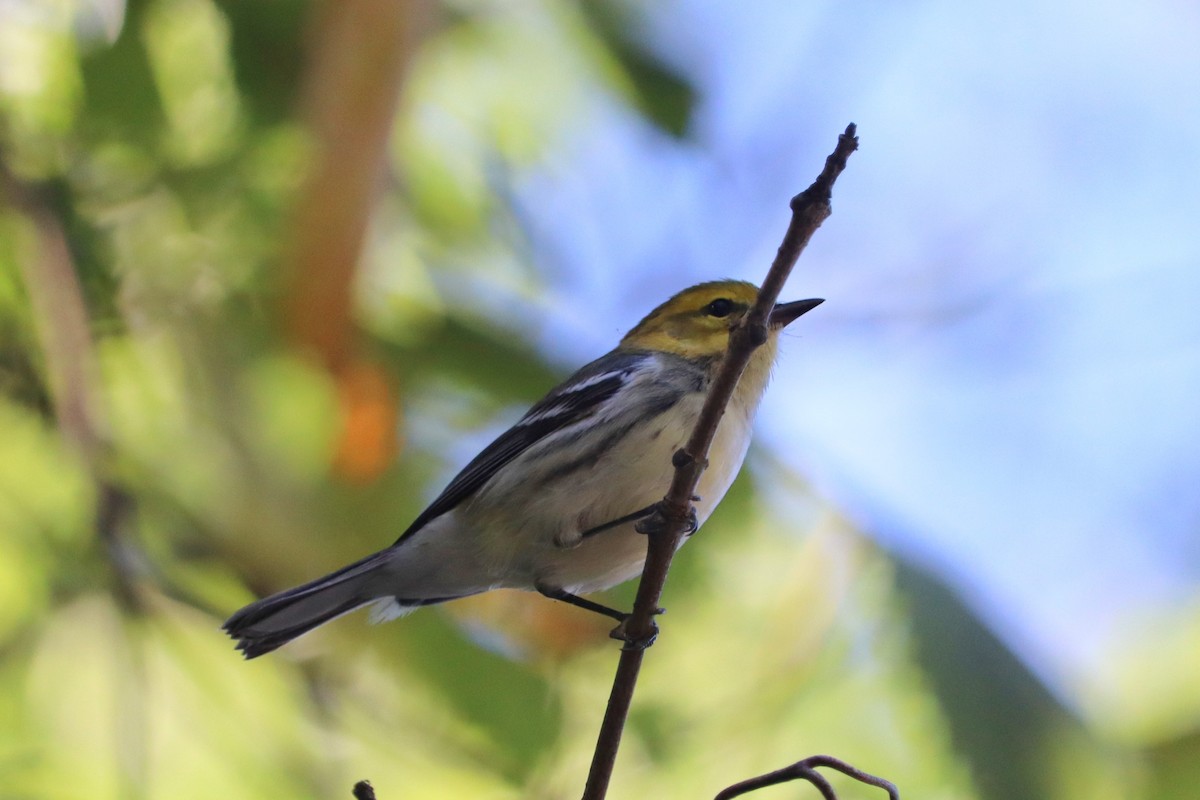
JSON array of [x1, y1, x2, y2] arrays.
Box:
[[223, 551, 392, 659]]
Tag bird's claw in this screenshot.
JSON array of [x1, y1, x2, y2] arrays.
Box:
[[609, 606, 665, 650], [634, 503, 698, 536], [634, 510, 664, 535]]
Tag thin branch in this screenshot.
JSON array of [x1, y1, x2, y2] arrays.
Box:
[[580, 124, 860, 800], [1, 168, 101, 461], [714, 754, 900, 800], [2, 165, 144, 611]]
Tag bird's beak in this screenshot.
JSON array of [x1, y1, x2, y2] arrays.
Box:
[[769, 298, 824, 328]]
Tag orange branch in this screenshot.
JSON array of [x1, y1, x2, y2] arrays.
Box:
[[281, 0, 434, 481]]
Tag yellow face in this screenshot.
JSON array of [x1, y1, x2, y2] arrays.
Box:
[[620, 281, 764, 359]]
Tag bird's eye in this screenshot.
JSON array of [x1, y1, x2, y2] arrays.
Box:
[[704, 298, 735, 318]]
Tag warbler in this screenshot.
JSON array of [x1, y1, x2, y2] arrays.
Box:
[[224, 280, 822, 658]]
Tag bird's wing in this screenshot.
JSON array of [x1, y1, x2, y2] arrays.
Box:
[[393, 350, 655, 544]]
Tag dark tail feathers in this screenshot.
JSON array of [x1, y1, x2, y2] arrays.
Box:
[[223, 551, 388, 659]]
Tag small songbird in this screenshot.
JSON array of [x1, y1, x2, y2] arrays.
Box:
[[224, 280, 822, 658]]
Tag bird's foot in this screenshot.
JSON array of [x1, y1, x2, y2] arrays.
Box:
[[634, 498, 699, 536], [609, 606, 666, 651]]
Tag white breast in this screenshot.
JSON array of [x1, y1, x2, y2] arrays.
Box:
[[519, 389, 757, 593]]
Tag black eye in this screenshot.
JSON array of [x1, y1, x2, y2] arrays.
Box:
[[704, 298, 735, 318]]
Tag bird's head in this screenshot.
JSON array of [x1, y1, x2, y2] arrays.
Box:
[[620, 280, 823, 361]]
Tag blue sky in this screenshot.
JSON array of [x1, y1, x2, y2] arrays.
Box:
[[505, 0, 1200, 704]]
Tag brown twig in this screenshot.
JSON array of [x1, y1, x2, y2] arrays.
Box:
[[1, 168, 100, 461], [713, 754, 899, 800], [579, 124, 860, 800], [2, 165, 145, 611]]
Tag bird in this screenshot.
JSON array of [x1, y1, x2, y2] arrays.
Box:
[[223, 280, 823, 658]]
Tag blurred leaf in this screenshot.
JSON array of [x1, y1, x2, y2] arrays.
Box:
[[381, 316, 562, 407], [0, 11, 84, 174], [0, 400, 93, 551], [1143, 727, 1200, 800], [1089, 600, 1200, 745], [577, 0, 696, 138], [895, 559, 1092, 800], [79, 0, 167, 149], [399, 610, 562, 783], [142, 0, 244, 166], [211, 0, 306, 125], [0, 213, 52, 412], [239, 353, 338, 483]]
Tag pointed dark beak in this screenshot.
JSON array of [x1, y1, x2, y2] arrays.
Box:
[[769, 298, 824, 328]]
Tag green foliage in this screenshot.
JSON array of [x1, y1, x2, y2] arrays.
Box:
[[0, 1, 1191, 798], [576, 0, 696, 138], [896, 562, 1111, 799], [401, 611, 562, 783]]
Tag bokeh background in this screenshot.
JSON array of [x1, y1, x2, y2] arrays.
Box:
[[2, 0, 1198, 798]]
